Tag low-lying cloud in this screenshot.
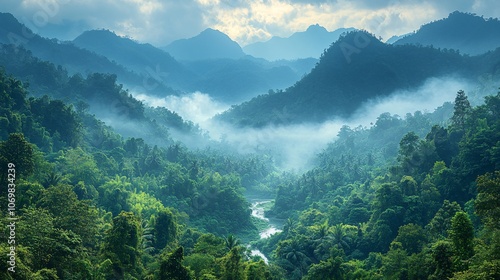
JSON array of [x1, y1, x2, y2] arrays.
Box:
[[136, 76, 476, 171]]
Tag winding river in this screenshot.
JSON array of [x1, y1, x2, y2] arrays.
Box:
[[247, 197, 284, 263]]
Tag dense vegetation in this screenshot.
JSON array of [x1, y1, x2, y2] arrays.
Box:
[[0, 68, 285, 279], [1, 10, 500, 280], [2, 59, 500, 278], [255, 89, 500, 279]]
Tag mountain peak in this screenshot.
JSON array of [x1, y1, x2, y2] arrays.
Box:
[[306, 24, 327, 33], [164, 29, 244, 60]]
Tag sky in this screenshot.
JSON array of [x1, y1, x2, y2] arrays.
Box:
[[2, 0, 499, 46]]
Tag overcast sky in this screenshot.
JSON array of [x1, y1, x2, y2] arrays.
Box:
[[2, 0, 500, 46]]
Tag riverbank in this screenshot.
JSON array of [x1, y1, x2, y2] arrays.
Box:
[[244, 196, 284, 263]]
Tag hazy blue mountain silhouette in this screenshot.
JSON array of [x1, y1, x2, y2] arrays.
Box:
[[219, 30, 500, 126], [0, 12, 176, 95], [243, 24, 355, 60], [164, 28, 245, 60], [73, 29, 194, 89], [394, 11, 500, 55]]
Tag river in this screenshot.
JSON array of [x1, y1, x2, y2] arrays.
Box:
[[247, 197, 284, 263]]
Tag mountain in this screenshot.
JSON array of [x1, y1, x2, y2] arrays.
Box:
[[243, 24, 355, 60], [394, 11, 500, 55], [73, 29, 193, 89], [180, 57, 317, 103], [163, 28, 245, 60], [218, 31, 500, 127], [0, 12, 176, 96]]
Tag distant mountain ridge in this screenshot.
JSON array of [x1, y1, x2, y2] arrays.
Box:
[[0, 13, 308, 103], [73, 29, 193, 89], [0, 12, 177, 96], [394, 11, 500, 55], [243, 25, 355, 60], [218, 30, 500, 127], [163, 28, 245, 60]]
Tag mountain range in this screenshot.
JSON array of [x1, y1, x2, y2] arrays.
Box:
[[1, 11, 500, 121], [0, 12, 312, 103], [243, 25, 355, 60], [394, 11, 500, 55], [73, 29, 193, 90], [218, 30, 500, 126]]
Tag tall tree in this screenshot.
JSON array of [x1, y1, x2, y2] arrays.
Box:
[[475, 171, 500, 230], [102, 211, 143, 279], [451, 90, 471, 131], [153, 208, 178, 251], [158, 247, 192, 280], [0, 133, 34, 180], [449, 211, 474, 270]]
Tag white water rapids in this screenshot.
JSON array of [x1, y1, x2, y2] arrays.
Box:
[[247, 198, 283, 264]]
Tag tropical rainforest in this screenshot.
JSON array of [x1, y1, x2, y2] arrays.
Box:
[[0, 10, 500, 280]]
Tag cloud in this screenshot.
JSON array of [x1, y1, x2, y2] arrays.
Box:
[[133, 91, 230, 130], [3, 0, 206, 45], [2, 0, 499, 47], [134, 76, 474, 171]]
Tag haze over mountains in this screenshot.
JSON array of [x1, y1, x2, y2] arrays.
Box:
[[163, 28, 246, 61], [218, 30, 500, 126], [1, 11, 499, 126], [243, 24, 355, 60], [394, 11, 500, 55]]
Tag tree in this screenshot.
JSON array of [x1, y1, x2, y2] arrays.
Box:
[[153, 208, 178, 251], [330, 224, 355, 253], [38, 184, 98, 247], [220, 247, 243, 280], [0, 133, 34, 181], [158, 247, 192, 280], [245, 260, 270, 280], [303, 256, 344, 280], [449, 212, 474, 270], [102, 211, 143, 279], [475, 171, 500, 230], [430, 241, 454, 280], [426, 200, 462, 239], [276, 238, 311, 277], [394, 223, 427, 255], [224, 234, 241, 252], [451, 90, 471, 131]]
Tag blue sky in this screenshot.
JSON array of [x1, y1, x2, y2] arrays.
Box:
[[2, 0, 499, 46]]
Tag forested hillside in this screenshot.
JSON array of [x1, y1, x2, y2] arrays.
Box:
[[219, 30, 500, 127], [254, 89, 500, 279], [2, 62, 499, 278], [1, 7, 500, 280], [0, 69, 285, 279], [395, 11, 500, 55]]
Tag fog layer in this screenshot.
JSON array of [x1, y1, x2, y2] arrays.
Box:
[[135, 76, 475, 171]]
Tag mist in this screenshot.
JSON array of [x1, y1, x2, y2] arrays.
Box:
[[133, 76, 475, 172]]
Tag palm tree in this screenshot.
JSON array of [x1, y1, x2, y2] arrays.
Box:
[[313, 220, 333, 260], [141, 219, 155, 254], [331, 224, 355, 252], [283, 218, 296, 236], [42, 171, 65, 188], [276, 238, 311, 277], [224, 234, 240, 251]]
